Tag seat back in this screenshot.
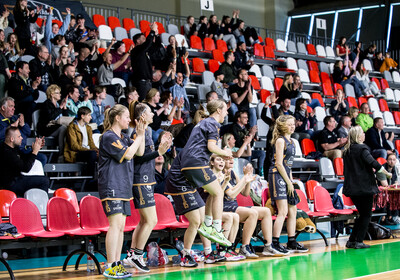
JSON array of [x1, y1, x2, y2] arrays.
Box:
[[260, 76, 274, 91], [342, 193, 355, 208], [377, 157, 387, 165], [316, 45, 326, 57], [358, 96, 368, 106], [396, 140, 400, 154], [312, 93, 325, 107], [212, 49, 224, 63], [139, 20, 151, 36], [174, 34, 189, 48], [333, 157, 344, 176], [297, 59, 309, 71], [379, 99, 389, 112], [114, 27, 128, 41], [295, 189, 311, 212], [325, 46, 335, 58], [363, 59, 373, 71], [236, 194, 254, 207], [122, 18, 136, 31], [216, 40, 228, 52], [319, 62, 330, 73], [98, 25, 113, 41], [381, 78, 389, 90], [371, 77, 381, 90], [322, 83, 334, 98], [167, 24, 180, 35], [53, 188, 79, 214], [314, 106, 326, 122], [47, 197, 81, 231], [265, 37, 276, 50], [0, 190, 17, 219], [292, 138, 302, 158], [392, 71, 400, 83], [297, 42, 307, 54], [368, 97, 380, 112], [301, 138, 316, 156], [383, 71, 393, 83], [319, 157, 335, 178], [10, 198, 46, 233], [129, 28, 142, 39], [260, 89, 271, 103], [24, 188, 48, 216], [286, 57, 298, 71], [298, 69, 310, 83], [275, 39, 286, 52], [385, 88, 395, 102], [249, 65, 262, 78], [287, 40, 297, 53], [203, 37, 216, 51], [314, 185, 334, 212], [305, 180, 320, 201], [92, 14, 106, 27], [274, 78, 283, 92], [207, 59, 219, 73], [80, 196, 109, 229], [261, 65, 274, 79], [306, 44, 317, 55], [393, 111, 400, 125], [333, 83, 343, 93], [202, 71, 215, 84], [154, 193, 179, 224], [155, 22, 166, 34], [249, 75, 261, 90], [107, 16, 121, 30], [190, 35, 203, 50], [253, 43, 265, 57], [347, 96, 358, 108], [264, 45, 275, 59], [309, 70, 321, 84], [344, 84, 356, 98], [192, 57, 206, 73]]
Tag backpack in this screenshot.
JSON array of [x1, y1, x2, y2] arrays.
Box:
[[366, 222, 396, 240]]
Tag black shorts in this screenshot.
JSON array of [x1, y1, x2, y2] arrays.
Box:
[[223, 200, 239, 213], [268, 172, 288, 201], [132, 184, 156, 209], [102, 200, 131, 217], [170, 190, 205, 215], [182, 167, 217, 189]]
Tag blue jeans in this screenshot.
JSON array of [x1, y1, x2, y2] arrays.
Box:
[[245, 149, 266, 175], [371, 149, 399, 159], [229, 104, 257, 127], [152, 128, 164, 144]]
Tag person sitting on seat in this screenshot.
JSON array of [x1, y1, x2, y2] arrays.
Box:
[[365, 117, 398, 159], [355, 103, 373, 132], [318, 116, 347, 161]]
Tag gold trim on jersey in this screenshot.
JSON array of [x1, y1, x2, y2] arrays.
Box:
[[181, 166, 210, 171], [181, 194, 189, 209], [165, 189, 198, 196], [101, 197, 133, 202], [132, 182, 156, 186], [119, 147, 130, 163], [137, 186, 145, 205]]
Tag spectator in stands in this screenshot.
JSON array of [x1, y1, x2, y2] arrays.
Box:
[[332, 59, 367, 98], [37, 84, 68, 156], [76, 44, 102, 88], [90, 86, 107, 133], [348, 106, 359, 126], [277, 74, 299, 104], [211, 70, 229, 101], [152, 63, 176, 94], [355, 63, 379, 96], [174, 109, 207, 150], [329, 89, 348, 122], [232, 18, 259, 46], [234, 41, 252, 70], [66, 85, 93, 117], [293, 98, 315, 140], [380, 52, 398, 73], [335, 36, 349, 59], [8, 61, 40, 125], [356, 102, 373, 132], [98, 38, 132, 98], [54, 44, 75, 78], [73, 14, 89, 45], [5, 33, 23, 70], [64, 106, 98, 176], [277, 97, 293, 116], [183, 15, 198, 39], [197, 16, 209, 40], [222, 132, 253, 175], [218, 14, 237, 51], [29, 45, 56, 91], [0, 9, 9, 31], [208, 15, 221, 40], [148, 33, 167, 71], [343, 125, 392, 249], [58, 63, 75, 98], [64, 15, 76, 43], [219, 51, 238, 84], [337, 115, 352, 138], [363, 44, 376, 62], [229, 69, 257, 128], [44, 7, 71, 53], [318, 116, 347, 161], [159, 90, 183, 135], [200, 90, 217, 113], [13, 0, 41, 55], [373, 52, 384, 72], [144, 88, 169, 143], [232, 110, 265, 175], [119, 87, 139, 108], [0, 46, 10, 99], [0, 127, 49, 197], [349, 41, 363, 63], [131, 23, 158, 101], [166, 35, 186, 73], [169, 52, 190, 114], [154, 154, 168, 195], [376, 153, 399, 225], [365, 117, 398, 159], [79, 26, 103, 49]]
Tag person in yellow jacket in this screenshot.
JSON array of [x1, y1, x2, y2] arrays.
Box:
[[380, 52, 398, 73]]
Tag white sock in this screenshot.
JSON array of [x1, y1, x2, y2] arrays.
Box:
[[213, 219, 222, 232], [204, 246, 212, 255], [183, 248, 191, 256], [204, 215, 213, 227], [107, 262, 113, 267]]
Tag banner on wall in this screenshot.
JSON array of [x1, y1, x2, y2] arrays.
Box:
[[0, 0, 95, 29]]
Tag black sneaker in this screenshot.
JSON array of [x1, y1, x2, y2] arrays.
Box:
[[287, 242, 309, 253], [205, 251, 226, 264], [180, 254, 198, 267], [271, 243, 290, 256], [123, 252, 150, 272], [346, 241, 356, 248], [354, 242, 370, 249]]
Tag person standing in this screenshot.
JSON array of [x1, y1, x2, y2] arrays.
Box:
[[343, 125, 392, 249]]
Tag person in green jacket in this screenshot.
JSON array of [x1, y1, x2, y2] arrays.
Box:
[[356, 102, 373, 132]]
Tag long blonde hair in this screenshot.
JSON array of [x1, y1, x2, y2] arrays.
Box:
[[271, 115, 295, 145], [103, 104, 128, 133], [343, 125, 364, 154], [222, 133, 234, 148], [207, 99, 226, 115]]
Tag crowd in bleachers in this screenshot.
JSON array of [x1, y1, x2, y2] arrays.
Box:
[[2, 1, 400, 277]]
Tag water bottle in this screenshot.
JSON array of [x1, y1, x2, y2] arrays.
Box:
[[175, 238, 184, 254], [87, 240, 95, 272]]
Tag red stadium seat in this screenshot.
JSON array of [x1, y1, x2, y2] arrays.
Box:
[[347, 96, 358, 108], [322, 82, 334, 98], [381, 78, 389, 91], [396, 140, 400, 154], [154, 194, 189, 229], [320, 72, 331, 85], [249, 75, 261, 91], [236, 194, 254, 207], [258, 36, 264, 43], [192, 58, 206, 73], [314, 186, 354, 214], [307, 61, 319, 73], [379, 99, 389, 112], [301, 138, 316, 156], [139, 20, 151, 36], [311, 92, 325, 107], [333, 158, 344, 177], [309, 70, 321, 83], [306, 44, 317, 55], [54, 188, 79, 215], [10, 198, 64, 238], [122, 18, 136, 32], [265, 37, 276, 50], [305, 180, 320, 201], [92, 14, 106, 27], [98, 47, 106, 54], [274, 78, 283, 92], [216, 40, 228, 52], [393, 111, 400, 125], [107, 16, 121, 30], [80, 196, 109, 233], [371, 77, 381, 90], [212, 49, 225, 63], [377, 157, 387, 165], [207, 59, 220, 73], [253, 43, 264, 57], [260, 89, 271, 103], [0, 190, 17, 221], [295, 189, 329, 217], [264, 45, 275, 59], [333, 83, 343, 93], [52, 19, 63, 28], [203, 37, 216, 51], [342, 194, 357, 212], [155, 22, 166, 34], [36, 17, 44, 28], [190, 35, 203, 50], [358, 96, 368, 106], [122, 38, 134, 51]]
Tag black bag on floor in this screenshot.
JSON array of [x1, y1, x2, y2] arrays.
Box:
[[366, 222, 396, 240]]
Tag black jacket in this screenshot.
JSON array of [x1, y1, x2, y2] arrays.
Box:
[[37, 99, 68, 136], [365, 126, 392, 151], [29, 57, 55, 84], [234, 50, 250, 70], [130, 31, 156, 81], [293, 111, 316, 133], [343, 143, 381, 196], [8, 74, 39, 106]]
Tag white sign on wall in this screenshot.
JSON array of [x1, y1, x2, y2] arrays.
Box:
[[316, 18, 327, 30], [200, 0, 214, 11]]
